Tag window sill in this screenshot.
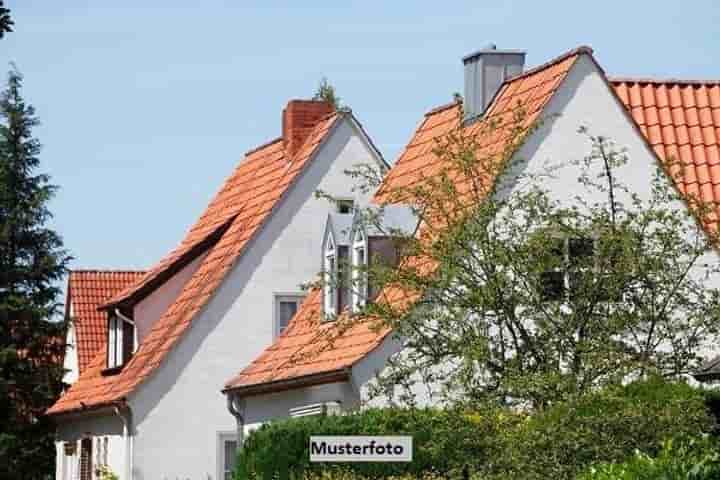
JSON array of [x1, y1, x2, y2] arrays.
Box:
[[100, 365, 125, 376]]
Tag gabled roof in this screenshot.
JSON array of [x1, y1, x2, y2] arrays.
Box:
[[324, 213, 354, 247], [49, 102, 355, 416], [351, 204, 419, 239], [66, 270, 145, 374], [226, 48, 720, 397], [610, 78, 720, 228], [224, 47, 585, 395]]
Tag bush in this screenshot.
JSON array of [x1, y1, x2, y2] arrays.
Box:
[[487, 377, 714, 480], [578, 436, 720, 480], [236, 407, 511, 479], [236, 378, 714, 480]]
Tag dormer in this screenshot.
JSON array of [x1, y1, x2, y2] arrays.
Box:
[[321, 212, 353, 320], [348, 205, 418, 312], [104, 308, 136, 374]]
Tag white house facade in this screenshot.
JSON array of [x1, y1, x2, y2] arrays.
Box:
[[48, 100, 386, 480]]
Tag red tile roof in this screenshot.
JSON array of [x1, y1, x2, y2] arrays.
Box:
[[610, 78, 720, 225], [224, 47, 586, 394], [226, 50, 720, 396], [66, 270, 145, 374], [48, 101, 340, 416]]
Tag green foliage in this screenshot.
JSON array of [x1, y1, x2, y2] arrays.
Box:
[[578, 437, 720, 480], [236, 407, 503, 479], [486, 378, 713, 480], [313, 77, 341, 110], [351, 106, 720, 408], [0, 68, 71, 478], [237, 379, 713, 480], [0, 1, 12, 39]]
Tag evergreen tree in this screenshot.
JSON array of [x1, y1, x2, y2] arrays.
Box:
[[0, 67, 70, 479], [0, 1, 12, 39]]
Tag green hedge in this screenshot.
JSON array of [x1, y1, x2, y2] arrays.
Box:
[[577, 436, 720, 480], [236, 378, 714, 480]]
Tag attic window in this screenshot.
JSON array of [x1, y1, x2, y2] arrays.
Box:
[[336, 199, 354, 215], [540, 236, 595, 301], [106, 311, 135, 371], [274, 293, 304, 337], [324, 236, 337, 318]]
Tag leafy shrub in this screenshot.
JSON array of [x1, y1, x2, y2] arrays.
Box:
[[236, 407, 510, 479], [486, 377, 714, 480], [578, 436, 720, 480], [236, 378, 714, 480]]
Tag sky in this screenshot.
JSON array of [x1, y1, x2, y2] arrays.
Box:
[[1, 1, 719, 272]]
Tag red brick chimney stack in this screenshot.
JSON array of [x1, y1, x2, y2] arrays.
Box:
[[282, 100, 335, 157]]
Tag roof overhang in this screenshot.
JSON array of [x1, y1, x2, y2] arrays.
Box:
[[223, 368, 350, 398]]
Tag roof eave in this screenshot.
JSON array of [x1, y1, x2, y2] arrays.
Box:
[[223, 368, 351, 398]]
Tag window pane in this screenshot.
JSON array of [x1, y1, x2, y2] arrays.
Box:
[[569, 237, 594, 260], [224, 440, 237, 479], [540, 271, 564, 301], [279, 301, 298, 331]]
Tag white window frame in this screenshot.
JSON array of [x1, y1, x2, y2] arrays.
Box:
[[107, 316, 123, 369], [541, 235, 596, 301], [273, 293, 305, 338], [324, 235, 337, 319], [216, 432, 238, 480], [351, 227, 368, 312]]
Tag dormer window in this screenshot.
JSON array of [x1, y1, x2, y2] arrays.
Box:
[[324, 235, 337, 318], [322, 213, 353, 320], [106, 310, 135, 371], [351, 228, 367, 312]]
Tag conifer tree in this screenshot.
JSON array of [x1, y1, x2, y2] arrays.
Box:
[[0, 67, 70, 479]]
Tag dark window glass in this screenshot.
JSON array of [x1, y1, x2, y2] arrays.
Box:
[[569, 237, 594, 261], [540, 271, 564, 301], [79, 438, 92, 480], [122, 320, 134, 364], [279, 301, 298, 333], [337, 200, 354, 214]]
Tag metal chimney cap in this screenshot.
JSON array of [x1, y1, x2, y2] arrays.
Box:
[[462, 47, 526, 64]]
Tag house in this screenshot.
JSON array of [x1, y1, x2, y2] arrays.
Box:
[[223, 46, 720, 433], [62, 270, 146, 386], [47, 99, 387, 480]]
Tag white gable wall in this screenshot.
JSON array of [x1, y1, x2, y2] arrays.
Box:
[[127, 117, 382, 480], [62, 305, 79, 385]]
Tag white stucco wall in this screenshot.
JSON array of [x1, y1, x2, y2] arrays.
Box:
[[126, 117, 383, 480], [54, 413, 126, 480], [134, 252, 208, 343]]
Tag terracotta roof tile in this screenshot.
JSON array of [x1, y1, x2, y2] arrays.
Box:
[[611, 78, 720, 228], [66, 270, 145, 374], [48, 103, 341, 416], [225, 47, 586, 394]]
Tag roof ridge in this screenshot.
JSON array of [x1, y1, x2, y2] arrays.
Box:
[[609, 76, 720, 86], [506, 45, 594, 83], [425, 100, 462, 117], [71, 269, 146, 274]]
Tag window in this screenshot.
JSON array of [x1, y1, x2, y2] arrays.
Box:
[[107, 311, 136, 370], [79, 438, 92, 480], [223, 440, 237, 480], [336, 199, 354, 214], [218, 433, 237, 480], [351, 228, 367, 312], [540, 236, 595, 301], [324, 235, 337, 318], [274, 294, 304, 337]]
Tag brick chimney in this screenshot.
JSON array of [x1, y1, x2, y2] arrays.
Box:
[[282, 100, 335, 157]]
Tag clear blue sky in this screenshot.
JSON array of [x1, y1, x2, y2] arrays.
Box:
[[2, 1, 719, 271]]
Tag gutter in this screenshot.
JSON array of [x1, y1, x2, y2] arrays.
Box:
[[112, 402, 133, 480], [223, 368, 351, 398], [226, 393, 245, 452]]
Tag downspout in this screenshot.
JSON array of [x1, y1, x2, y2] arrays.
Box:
[[113, 403, 133, 480], [226, 392, 245, 450]]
